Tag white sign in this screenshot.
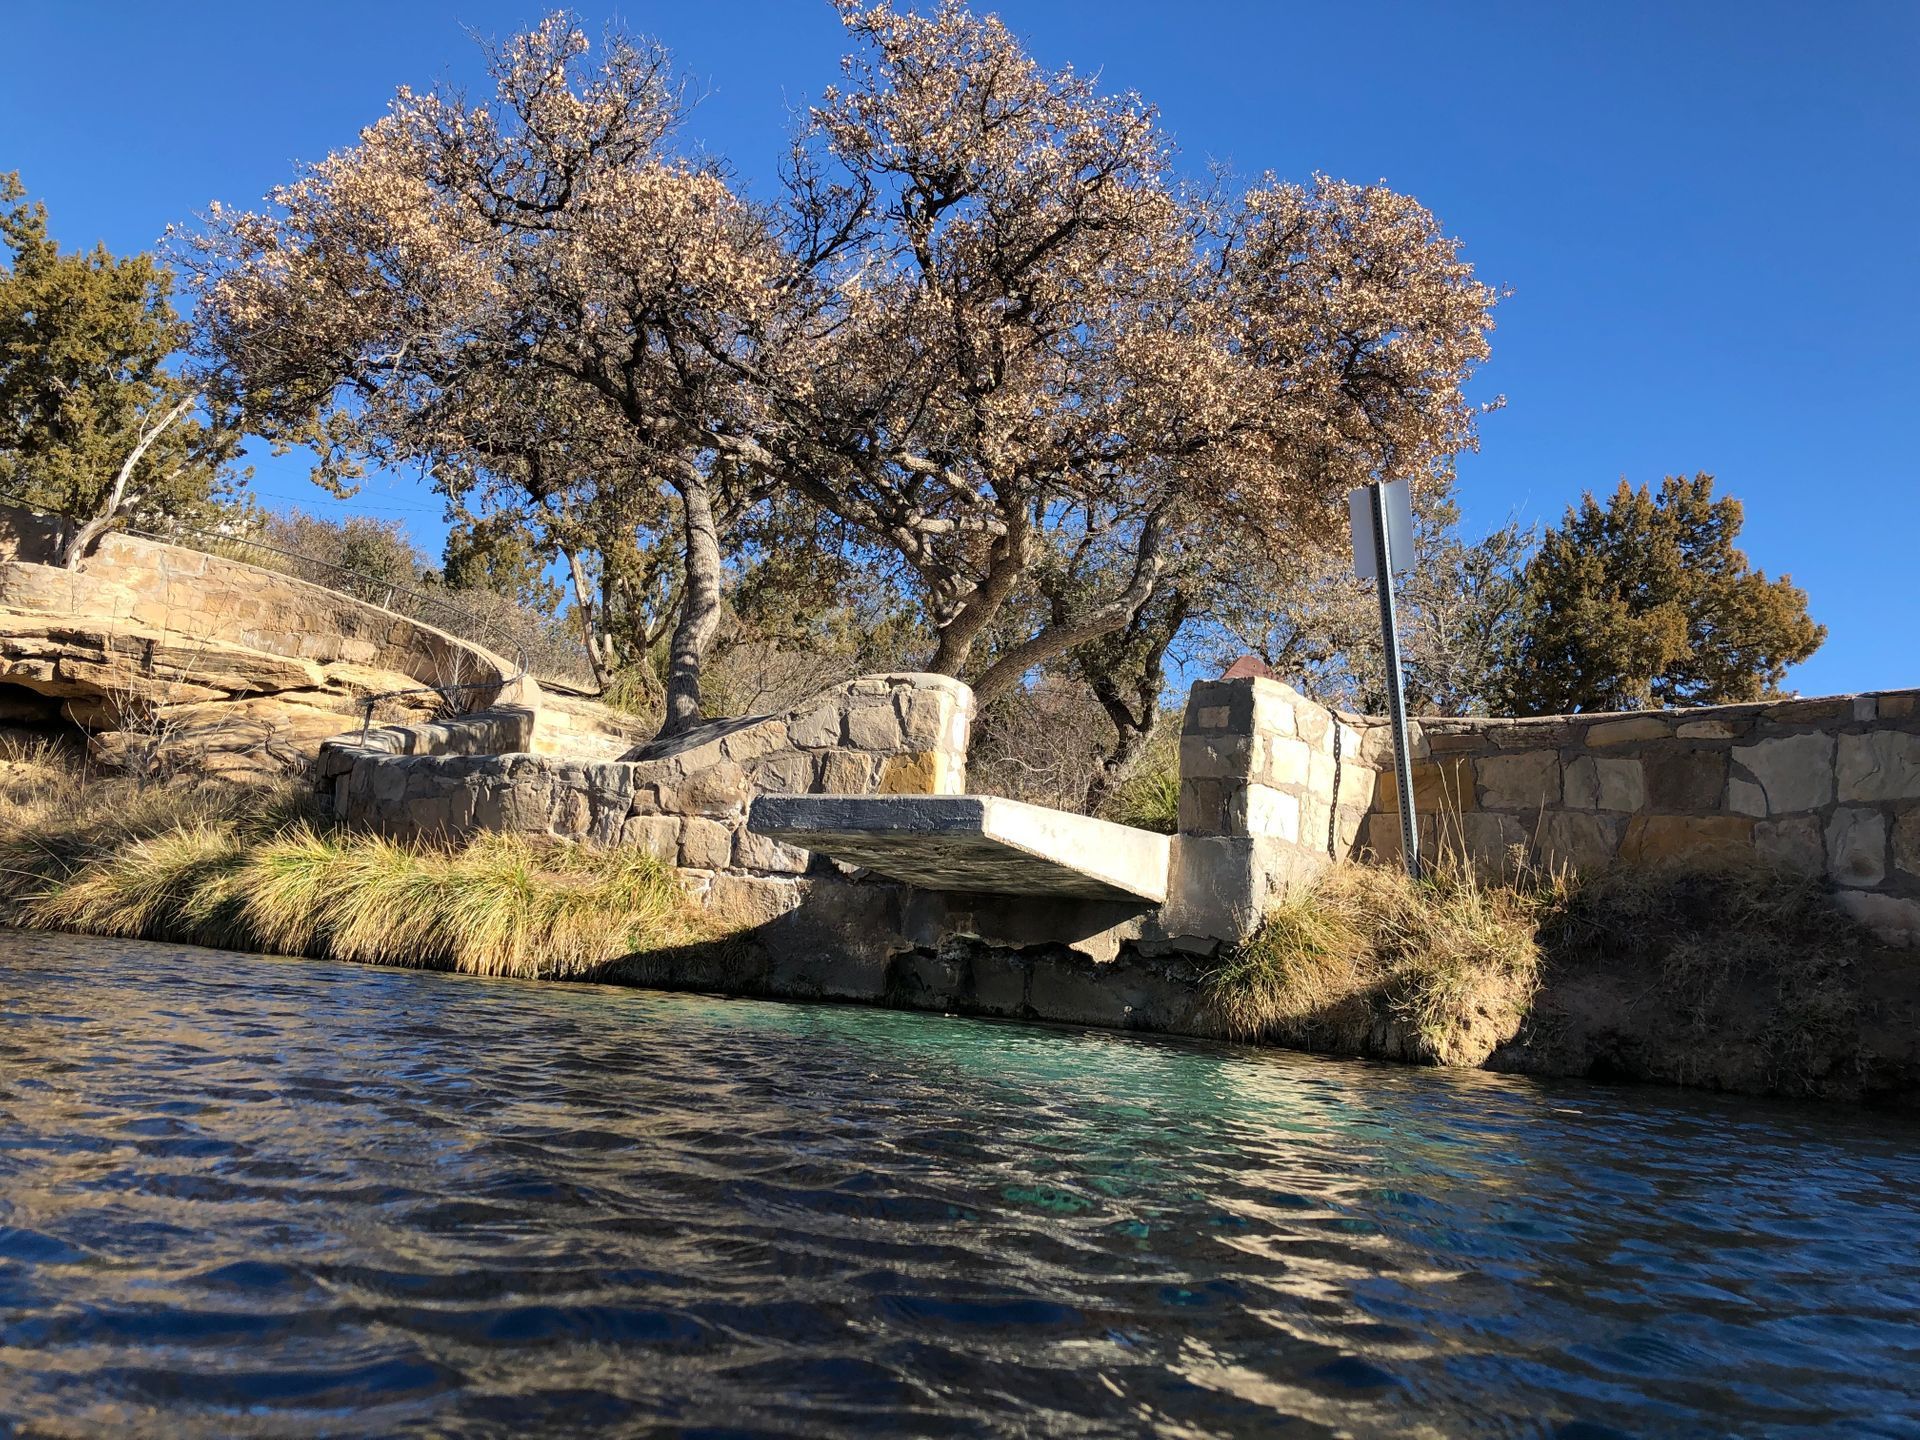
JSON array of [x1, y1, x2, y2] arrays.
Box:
[[1349, 479, 1415, 581]]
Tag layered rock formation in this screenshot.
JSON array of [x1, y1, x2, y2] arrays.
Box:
[[0, 505, 527, 779]]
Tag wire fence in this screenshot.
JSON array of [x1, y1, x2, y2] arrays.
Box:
[[0, 495, 601, 735]]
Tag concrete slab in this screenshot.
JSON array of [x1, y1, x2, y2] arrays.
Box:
[[747, 794, 1170, 904]]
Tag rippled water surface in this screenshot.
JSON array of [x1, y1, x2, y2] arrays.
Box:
[[3, 932, 1920, 1437]]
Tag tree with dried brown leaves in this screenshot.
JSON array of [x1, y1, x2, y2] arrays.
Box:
[[184, 4, 1500, 735]]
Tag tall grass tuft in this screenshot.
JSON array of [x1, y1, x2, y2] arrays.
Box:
[[0, 752, 707, 980], [1206, 857, 1544, 1065]]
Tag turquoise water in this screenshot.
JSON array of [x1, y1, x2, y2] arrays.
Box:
[[2, 929, 1918, 1437]]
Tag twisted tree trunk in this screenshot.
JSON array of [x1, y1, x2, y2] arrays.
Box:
[[659, 473, 724, 737], [60, 393, 197, 567]]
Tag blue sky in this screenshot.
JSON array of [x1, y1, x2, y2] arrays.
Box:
[[5, 1, 1915, 695]]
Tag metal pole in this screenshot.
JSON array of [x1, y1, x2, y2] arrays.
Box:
[[1369, 482, 1421, 878]]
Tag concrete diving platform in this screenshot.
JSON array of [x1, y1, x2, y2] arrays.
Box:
[[747, 795, 1170, 904]]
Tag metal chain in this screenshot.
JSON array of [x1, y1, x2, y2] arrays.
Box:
[[1327, 718, 1342, 861]]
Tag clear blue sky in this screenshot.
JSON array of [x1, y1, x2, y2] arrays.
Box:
[[5, 1, 1916, 695]]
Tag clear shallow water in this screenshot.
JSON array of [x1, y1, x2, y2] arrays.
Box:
[[1, 933, 1918, 1439]]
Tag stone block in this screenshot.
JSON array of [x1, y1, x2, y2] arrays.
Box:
[[1585, 715, 1673, 746], [620, 814, 681, 861], [663, 760, 750, 818], [1492, 720, 1575, 750], [1477, 751, 1561, 811], [1675, 718, 1746, 741], [1643, 749, 1727, 812], [1825, 807, 1887, 888], [1182, 680, 1253, 735], [719, 719, 788, 763], [817, 750, 874, 793], [1447, 811, 1526, 873], [1364, 813, 1439, 868], [944, 708, 971, 754], [1853, 696, 1879, 723], [1879, 694, 1918, 720], [1620, 814, 1754, 864], [679, 816, 735, 870], [1834, 890, 1920, 946], [404, 795, 452, 834], [1538, 812, 1622, 871], [846, 702, 903, 752], [1161, 833, 1318, 944], [1355, 724, 1400, 768], [706, 874, 805, 929], [1254, 735, 1310, 788], [755, 751, 819, 795], [1837, 730, 1920, 802], [1894, 808, 1920, 879], [1180, 732, 1252, 781], [733, 827, 811, 875], [554, 788, 592, 836], [1563, 755, 1646, 813], [1242, 785, 1300, 843], [1249, 682, 1299, 738], [1374, 756, 1474, 815], [1761, 696, 1851, 725], [877, 752, 941, 795], [1729, 732, 1835, 815], [370, 761, 408, 804], [788, 705, 844, 749], [1179, 778, 1232, 836], [897, 691, 949, 749], [1755, 815, 1825, 875]]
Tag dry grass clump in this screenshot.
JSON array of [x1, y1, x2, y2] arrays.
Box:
[[0, 751, 706, 979], [1099, 762, 1180, 835], [1207, 859, 1543, 1065], [1212, 850, 1890, 1093]]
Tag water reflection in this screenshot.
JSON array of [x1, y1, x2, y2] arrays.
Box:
[[2, 929, 1918, 1437]]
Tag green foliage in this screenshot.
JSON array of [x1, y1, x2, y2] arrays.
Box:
[[1495, 474, 1824, 714], [443, 515, 563, 612], [1217, 484, 1534, 717], [1098, 760, 1179, 834], [0, 172, 242, 527]]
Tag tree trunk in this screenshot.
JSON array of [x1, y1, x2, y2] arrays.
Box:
[[969, 505, 1171, 706], [927, 508, 1029, 676], [1081, 590, 1190, 814], [563, 547, 612, 691], [659, 474, 725, 738], [60, 393, 197, 567]]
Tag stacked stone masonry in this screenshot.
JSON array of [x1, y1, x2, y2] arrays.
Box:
[[1344, 692, 1920, 944], [0, 505, 530, 776], [318, 674, 975, 927], [1160, 676, 1920, 948]]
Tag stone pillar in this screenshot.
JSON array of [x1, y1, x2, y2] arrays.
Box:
[[1160, 676, 1367, 945]]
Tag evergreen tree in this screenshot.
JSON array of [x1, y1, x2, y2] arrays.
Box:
[[0, 172, 241, 558], [1495, 473, 1823, 714]]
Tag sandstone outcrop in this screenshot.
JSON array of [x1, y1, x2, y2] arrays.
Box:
[[0, 505, 528, 780]]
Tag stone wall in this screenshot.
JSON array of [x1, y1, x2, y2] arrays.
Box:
[[318, 673, 974, 924], [1350, 692, 1920, 944], [1152, 683, 1920, 952], [1159, 672, 1920, 947]]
